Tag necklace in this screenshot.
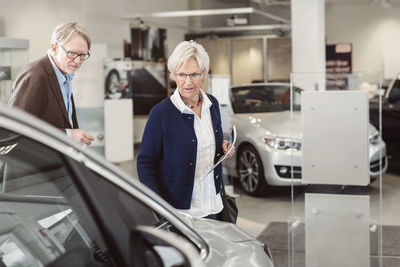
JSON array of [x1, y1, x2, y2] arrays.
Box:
[[185, 94, 202, 109]]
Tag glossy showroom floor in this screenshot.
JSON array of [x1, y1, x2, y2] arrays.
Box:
[[118, 149, 400, 267], [119, 147, 400, 237], [118, 147, 400, 266]]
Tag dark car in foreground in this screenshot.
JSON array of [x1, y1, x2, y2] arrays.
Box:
[[370, 74, 400, 171], [0, 104, 273, 267]]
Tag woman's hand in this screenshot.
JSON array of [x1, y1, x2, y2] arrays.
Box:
[[222, 140, 235, 159]]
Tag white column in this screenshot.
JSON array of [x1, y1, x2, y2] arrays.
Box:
[[188, 0, 202, 30], [291, 0, 326, 90]]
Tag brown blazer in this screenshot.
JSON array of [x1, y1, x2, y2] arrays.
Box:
[[9, 56, 79, 131]]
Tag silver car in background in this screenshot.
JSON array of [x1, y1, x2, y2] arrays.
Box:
[[0, 104, 273, 267], [224, 83, 388, 196]]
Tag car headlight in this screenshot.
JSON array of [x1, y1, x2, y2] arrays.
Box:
[[262, 136, 302, 150]]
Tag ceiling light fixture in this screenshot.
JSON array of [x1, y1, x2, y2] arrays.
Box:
[[123, 7, 290, 24], [190, 24, 290, 34], [370, 0, 391, 8], [225, 15, 248, 26]]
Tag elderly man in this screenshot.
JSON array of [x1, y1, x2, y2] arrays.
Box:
[[9, 22, 94, 146]]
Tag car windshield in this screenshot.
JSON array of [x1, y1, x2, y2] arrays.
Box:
[[0, 129, 116, 267], [231, 85, 301, 113]]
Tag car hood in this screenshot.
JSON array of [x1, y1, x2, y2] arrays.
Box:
[[234, 111, 302, 138], [234, 111, 378, 139], [180, 214, 274, 267]]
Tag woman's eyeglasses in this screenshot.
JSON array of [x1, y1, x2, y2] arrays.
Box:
[[175, 72, 202, 81]]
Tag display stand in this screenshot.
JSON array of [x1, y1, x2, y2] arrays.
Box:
[[73, 44, 107, 155], [289, 72, 384, 267], [104, 99, 134, 162], [209, 74, 238, 197]]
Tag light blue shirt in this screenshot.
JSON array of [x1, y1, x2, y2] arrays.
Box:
[[47, 53, 74, 135]]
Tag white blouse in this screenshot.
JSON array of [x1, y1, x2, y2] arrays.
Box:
[[170, 89, 223, 217]]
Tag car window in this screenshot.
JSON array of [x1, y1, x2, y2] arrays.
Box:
[[79, 166, 198, 247], [231, 85, 301, 113], [70, 156, 211, 265], [0, 128, 115, 267]]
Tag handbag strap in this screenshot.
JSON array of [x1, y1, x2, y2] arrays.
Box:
[[220, 176, 227, 196]]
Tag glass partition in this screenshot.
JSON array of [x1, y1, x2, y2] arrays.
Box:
[[196, 38, 230, 92], [232, 38, 263, 86], [289, 72, 385, 267], [198, 37, 264, 86]]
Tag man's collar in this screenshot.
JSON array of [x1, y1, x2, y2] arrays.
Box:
[[47, 52, 74, 84]]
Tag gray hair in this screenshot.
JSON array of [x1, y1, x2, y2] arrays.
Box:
[[50, 22, 91, 50], [167, 40, 210, 79]]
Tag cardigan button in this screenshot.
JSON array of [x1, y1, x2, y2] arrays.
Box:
[[188, 117, 192, 120], [215, 175, 219, 179], [189, 163, 193, 166], [215, 129, 218, 132], [192, 139, 195, 142]]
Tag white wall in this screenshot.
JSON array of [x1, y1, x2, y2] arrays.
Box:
[[326, 2, 400, 79], [0, 0, 189, 145], [0, 0, 188, 61], [3, 1, 399, 79], [292, 0, 325, 75], [232, 39, 263, 85]]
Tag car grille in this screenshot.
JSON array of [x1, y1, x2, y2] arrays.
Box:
[[274, 165, 302, 179], [370, 157, 387, 172], [275, 157, 386, 179]]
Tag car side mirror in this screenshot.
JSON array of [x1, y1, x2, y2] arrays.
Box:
[[130, 226, 206, 267], [388, 87, 400, 104], [46, 247, 107, 267]]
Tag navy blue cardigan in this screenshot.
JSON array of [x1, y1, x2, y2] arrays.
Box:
[[137, 94, 224, 209]]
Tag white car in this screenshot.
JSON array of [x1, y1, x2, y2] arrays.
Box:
[[224, 83, 388, 196], [104, 58, 132, 99], [0, 104, 274, 267]]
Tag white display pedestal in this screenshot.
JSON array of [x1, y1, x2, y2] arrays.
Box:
[[305, 193, 370, 267], [104, 99, 134, 162], [302, 90, 369, 186], [73, 44, 107, 155]]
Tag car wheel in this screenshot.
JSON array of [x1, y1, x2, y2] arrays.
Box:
[[237, 145, 267, 196]]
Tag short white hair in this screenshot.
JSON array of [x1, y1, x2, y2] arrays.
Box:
[[50, 22, 91, 50], [167, 40, 209, 79]]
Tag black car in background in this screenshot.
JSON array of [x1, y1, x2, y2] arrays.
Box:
[[370, 74, 400, 172]]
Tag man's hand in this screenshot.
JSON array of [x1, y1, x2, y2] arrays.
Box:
[[71, 129, 95, 146], [222, 140, 235, 159]]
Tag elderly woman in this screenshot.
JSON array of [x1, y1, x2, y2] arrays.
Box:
[[137, 40, 234, 219]]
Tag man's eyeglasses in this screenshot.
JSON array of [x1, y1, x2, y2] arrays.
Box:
[[175, 72, 202, 81], [60, 45, 90, 60]]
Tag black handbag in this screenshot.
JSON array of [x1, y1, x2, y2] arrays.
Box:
[[217, 178, 238, 224]]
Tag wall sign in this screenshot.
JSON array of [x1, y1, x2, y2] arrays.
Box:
[[326, 43, 352, 90]]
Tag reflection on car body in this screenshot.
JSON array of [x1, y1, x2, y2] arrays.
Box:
[[0, 104, 274, 267], [370, 74, 400, 171], [223, 83, 388, 196]]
